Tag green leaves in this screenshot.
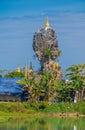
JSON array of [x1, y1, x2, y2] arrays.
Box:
[[65, 64, 85, 102], [0, 74, 2, 78], [17, 64, 85, 102], [44, 48, 52, 57], [66, 64, 85, 90]]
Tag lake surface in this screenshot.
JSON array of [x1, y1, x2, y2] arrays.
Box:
[[0, 117, 85, 130]]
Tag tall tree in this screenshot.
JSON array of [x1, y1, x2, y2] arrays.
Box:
[[66, 64, 85, 102]]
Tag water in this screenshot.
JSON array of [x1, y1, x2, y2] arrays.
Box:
[[0, 117, 85, 130]]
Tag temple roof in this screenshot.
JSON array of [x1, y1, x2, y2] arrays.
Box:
[[0, 78, 22, 95]]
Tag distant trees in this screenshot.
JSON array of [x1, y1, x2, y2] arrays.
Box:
[[0, 74, 2, 78], [5, 71, 24, 78]]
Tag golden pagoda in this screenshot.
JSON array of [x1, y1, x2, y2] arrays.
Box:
[[45, 17, 50, 29], [17, 65, 21, 72]]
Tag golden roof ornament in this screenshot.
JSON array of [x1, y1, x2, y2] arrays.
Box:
[[45, 17, 50, 29]]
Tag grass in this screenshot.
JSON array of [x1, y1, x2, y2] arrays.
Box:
[[0, 101, 85, 117]]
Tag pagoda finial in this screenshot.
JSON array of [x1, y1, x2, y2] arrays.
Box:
[[17, 65, 21, 72], [45, 17, 50, 29]]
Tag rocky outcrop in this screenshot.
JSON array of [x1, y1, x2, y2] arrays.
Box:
[[33, 28, 58, 66], [33, 27, 62, 81]]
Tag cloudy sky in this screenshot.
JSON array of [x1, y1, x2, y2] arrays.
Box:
[[0, 0, 85, 71]]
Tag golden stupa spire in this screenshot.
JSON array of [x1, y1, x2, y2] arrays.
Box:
[[45, 17, 50, 29], [17, 65, 21, 72]]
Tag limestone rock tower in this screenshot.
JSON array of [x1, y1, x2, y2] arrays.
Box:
[[33, 18, 62, 81]]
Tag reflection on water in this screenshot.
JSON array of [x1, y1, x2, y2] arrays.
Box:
[[74, 125, 77, 130], [0, 117, 85, 130]]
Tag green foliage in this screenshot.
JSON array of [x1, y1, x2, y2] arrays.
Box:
[[18, 72, 59, 102], [17, 64, 85, 103], [77, 102, 85, 114], [44, 48, 52, 57], [66, 64, 85, 101], [38, 101, 48, 110], [4, 71, 24, 78], [0, 74, 2, 77], [0, 102, 35, 114], [66, 64, 85, 89], [0, 102, 85, 115], [17, 72, 74, 102], [42, 102, 85, 114]]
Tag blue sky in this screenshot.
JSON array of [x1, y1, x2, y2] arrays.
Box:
[[0, 0, 85, 17], [0, 0, 85, 71]]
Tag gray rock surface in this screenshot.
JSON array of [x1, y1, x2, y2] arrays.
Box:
[[33, 27, 62, 81]]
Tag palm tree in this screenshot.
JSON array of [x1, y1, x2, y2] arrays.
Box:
[[18, 74, 43, 102], [66, 64, 85, 102], [17, 77, 33, 101], [39, 72, 59, 101]]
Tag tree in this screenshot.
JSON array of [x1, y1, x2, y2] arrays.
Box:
[[66, 64, 85, 102], [39, 72, 61, 101], [18, 71, 60, 102], [17, 74, 42, 102], [0, 74, 2, 78], [55, 80, 75, 102]]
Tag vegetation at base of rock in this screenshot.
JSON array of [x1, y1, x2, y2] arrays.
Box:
[[18, 72, 63, 102], [4, 71, 25, 78], [17, 64, 85, 103]]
